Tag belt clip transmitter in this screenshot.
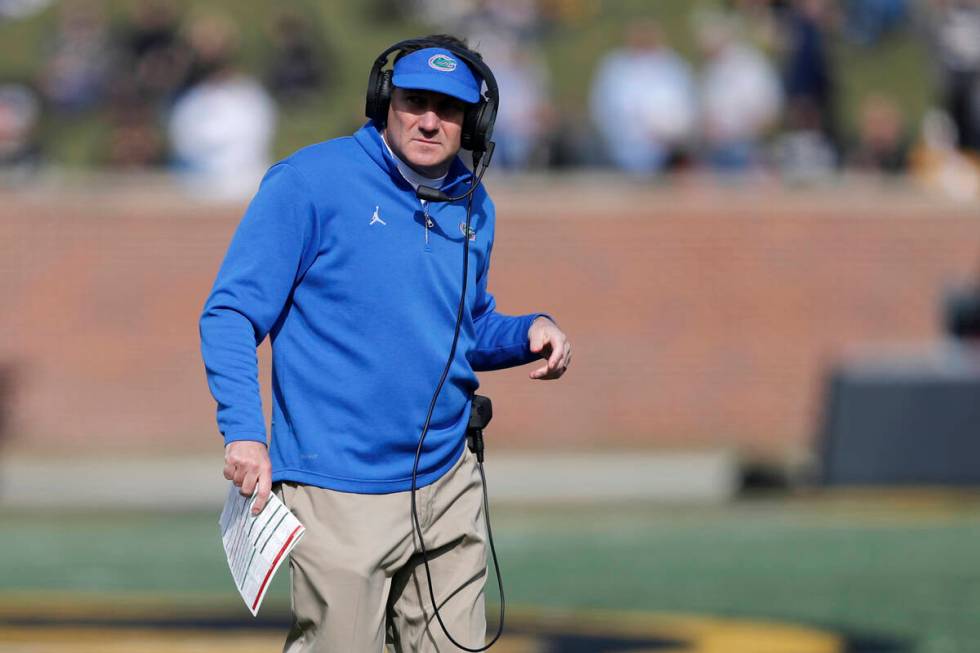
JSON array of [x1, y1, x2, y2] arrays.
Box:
[[466, 395, 492, 463]]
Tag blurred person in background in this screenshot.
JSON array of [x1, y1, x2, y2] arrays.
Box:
[[0, 0, 51, 20], [100, 0, 188, 168], [778, 0, 839, 153], [168, 12, 277, 200], [454, 1, 554, 170], [772, 0, 839, 182], [910, 107, 980, 200], [589, 20, 696, 177], [116, 0, 189, 101], [849, 94, 911, 175], [39, 0, 109, 113], [265, 8, 331, 105], [696, 10, 783, 175], [454, 0, 544, 44], [105, 93, 165, 168], [0, 83, 41, 181], [487, 41, 555, 170], [927, 0, 980, 154]]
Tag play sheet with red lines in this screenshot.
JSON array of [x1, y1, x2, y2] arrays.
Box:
[[219, 482, 305, 616]]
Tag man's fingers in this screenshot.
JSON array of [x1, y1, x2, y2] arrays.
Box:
[[223, 442, 272, 514], [547, 336, 563, 369], [530, 359, 561, 380], [530, 341, 571, 380], [239, 470, 258, 499], [252, 475, 272, 515], [529, 362, 549, 379], [529, 330, 546, 354]]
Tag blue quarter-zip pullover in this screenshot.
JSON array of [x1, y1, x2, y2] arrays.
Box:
[[200, 122, 545, 493]]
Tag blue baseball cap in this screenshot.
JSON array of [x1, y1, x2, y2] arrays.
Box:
[[392, 47, 481, 104]]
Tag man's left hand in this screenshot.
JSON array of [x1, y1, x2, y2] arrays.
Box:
[[528, 317, 571, 380]]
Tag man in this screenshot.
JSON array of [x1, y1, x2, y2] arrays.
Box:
[[200, 35, 570, 652]]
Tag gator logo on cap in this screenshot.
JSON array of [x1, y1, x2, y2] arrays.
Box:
[[428, 54, 457, 72]]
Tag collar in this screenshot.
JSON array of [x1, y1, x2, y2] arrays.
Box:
[[353, 121, 474, 195]]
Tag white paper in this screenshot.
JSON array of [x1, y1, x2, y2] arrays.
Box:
[[219, 482, 305, 616]]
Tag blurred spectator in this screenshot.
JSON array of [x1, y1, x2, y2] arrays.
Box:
[[770, 0, 839, 182], [0, 0, 51, 20], [168, 13, 277, 200], [265, 9, 330, 104], [927, 0, 980, 153], [456, 33, 554, 170], [589, 21, 696, 177], [843, 0, 909, 46], [849, 94, 910, 174], [772, 130, 837, 183], [117, 0, 190, 100], [39, 0, 110, 113], [99, 0, 187, 168], [452, 1, 557, 169], [910, 108, 980, 200], [696, 11, 783, 173], [106, 96, 164, 168], [493, 43, 555, 169], [0, 83, 41, 180], [779, 0, 839, 157], [410, 0, 474, 28], [455, 0, 544, 45]]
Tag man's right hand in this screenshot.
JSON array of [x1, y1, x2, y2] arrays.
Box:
[[224, 441, 272, 515]]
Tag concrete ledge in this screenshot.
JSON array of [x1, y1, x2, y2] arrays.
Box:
[[0, 450, 740, 510]]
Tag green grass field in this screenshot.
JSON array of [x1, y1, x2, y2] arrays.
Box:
[[3, 493, 979, 652]]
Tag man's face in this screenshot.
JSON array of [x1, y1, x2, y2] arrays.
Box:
[[384, 87, 466, 178]]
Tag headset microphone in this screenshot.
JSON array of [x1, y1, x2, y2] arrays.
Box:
[[416, 144, 494, 204]]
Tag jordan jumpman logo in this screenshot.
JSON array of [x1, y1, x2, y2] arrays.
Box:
[[370, 206, 386, 226]]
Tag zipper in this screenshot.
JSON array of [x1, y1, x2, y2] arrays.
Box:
[[421, 199, 434, 248]]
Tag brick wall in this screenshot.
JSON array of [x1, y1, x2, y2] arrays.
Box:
[[2, 179, 978, 460]]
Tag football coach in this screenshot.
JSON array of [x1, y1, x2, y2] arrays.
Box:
[[200, 34, 571, 652]]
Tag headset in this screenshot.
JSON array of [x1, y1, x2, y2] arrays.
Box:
[[366, 38, 504, 652], [365, 37, 499, 154]]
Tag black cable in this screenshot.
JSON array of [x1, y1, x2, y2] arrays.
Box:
[[409, 151, 505, 652]]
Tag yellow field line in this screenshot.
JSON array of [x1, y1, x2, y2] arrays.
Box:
[[0, 594, 844, 653]]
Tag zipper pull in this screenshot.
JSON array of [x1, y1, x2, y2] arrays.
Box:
[[421, 199, 432, 245]]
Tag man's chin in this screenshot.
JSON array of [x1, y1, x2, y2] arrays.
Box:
[[405, 149, 453, 175]]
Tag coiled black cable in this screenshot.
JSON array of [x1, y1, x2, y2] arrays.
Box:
[[409, 149, 505, 651]]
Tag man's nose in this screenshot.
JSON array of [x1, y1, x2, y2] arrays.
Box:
[[418, 109, 440, 133]]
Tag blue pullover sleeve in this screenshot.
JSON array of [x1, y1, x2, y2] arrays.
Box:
[[469, 237, 553, 372], [200, 163, 320, 445]]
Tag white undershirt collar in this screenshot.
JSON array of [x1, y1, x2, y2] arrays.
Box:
[[381, 132, 447, 192]]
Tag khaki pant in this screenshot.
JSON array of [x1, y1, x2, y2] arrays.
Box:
[[275, 447, 488, 653]]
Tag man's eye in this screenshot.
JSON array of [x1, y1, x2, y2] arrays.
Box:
[[440, 101, 464, 115]]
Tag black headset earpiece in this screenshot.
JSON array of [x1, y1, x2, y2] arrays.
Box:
[[365, 64, 392, 125], [365, 38, 498, 154], [462, 97, 496, 153]]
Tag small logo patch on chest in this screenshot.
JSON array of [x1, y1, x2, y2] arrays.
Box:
[[459, 223, 477, 241], [370, 206, 386, 226]]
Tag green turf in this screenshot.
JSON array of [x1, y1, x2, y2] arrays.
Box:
[[3, 496, 979, 652]]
